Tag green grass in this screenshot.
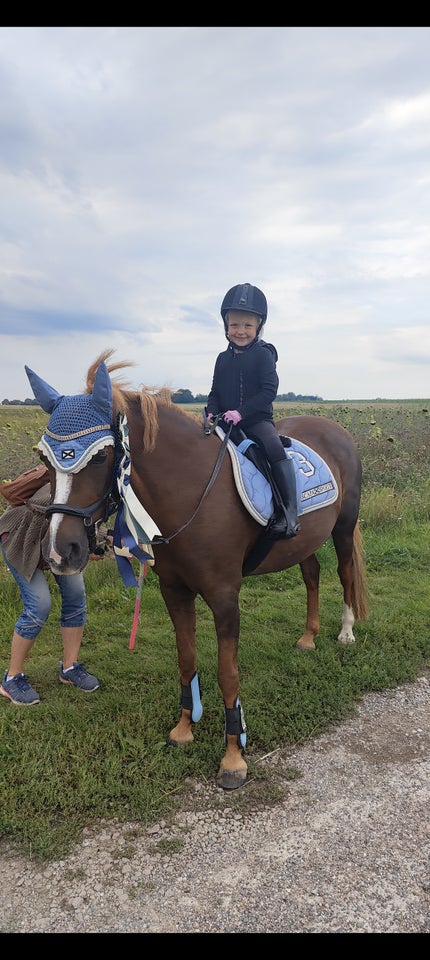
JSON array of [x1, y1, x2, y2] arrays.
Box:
[[0, 401, 429, 861]]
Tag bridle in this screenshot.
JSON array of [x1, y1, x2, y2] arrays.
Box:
[[45, 488, 118, 553], [44, 424, 124, 553]]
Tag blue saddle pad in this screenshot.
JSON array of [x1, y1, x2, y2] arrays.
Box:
[[215, 426, 338, 525]]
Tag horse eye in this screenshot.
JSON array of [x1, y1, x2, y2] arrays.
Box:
[[91, 452, 108, 465]]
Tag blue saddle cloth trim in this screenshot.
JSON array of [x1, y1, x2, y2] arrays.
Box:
[[215, 426, 338, 525]]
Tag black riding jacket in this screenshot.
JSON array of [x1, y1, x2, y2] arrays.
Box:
[[207, 339, 279, 428]]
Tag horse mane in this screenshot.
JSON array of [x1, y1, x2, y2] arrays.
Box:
[[85, 349, 197, 453]]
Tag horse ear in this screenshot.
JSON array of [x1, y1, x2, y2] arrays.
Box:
[[25, 365, 64, 414], [92, 360, 113, 422]]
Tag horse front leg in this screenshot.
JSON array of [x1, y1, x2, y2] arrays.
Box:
[[296, 554, 321, 650], [211, 592, 247, 791], [159, 582, 199, 746]]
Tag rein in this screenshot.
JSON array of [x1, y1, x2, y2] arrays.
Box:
[[43, 417, 231, 553], [151, 422, 232, 546]]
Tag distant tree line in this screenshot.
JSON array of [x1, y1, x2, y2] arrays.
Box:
[[170, 389, 323, 404], [1, 398, 40, 406], [2, 389, 323, 406]]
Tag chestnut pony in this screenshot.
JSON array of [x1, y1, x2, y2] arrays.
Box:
[[27, 351, 368, 791]]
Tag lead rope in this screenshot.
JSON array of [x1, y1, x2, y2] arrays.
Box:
[[129, 560, 146, 650]]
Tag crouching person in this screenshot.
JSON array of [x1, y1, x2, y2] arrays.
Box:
[[0, 480, 101, 705]]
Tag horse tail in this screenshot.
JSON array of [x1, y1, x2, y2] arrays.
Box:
[[351, 522, 369, 621]]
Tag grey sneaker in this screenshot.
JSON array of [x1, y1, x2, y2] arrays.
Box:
[[59, 661, 99, 692], [1, 670, 40, 705]]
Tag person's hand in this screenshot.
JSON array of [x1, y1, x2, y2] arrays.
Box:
[[207, 412, 214, 422], [89, 534, 114, 561], [224, 410, 242, 425]]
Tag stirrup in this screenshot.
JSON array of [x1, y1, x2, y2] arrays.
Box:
[[269, 513, 299, 540], [283, 522, 300, 539]]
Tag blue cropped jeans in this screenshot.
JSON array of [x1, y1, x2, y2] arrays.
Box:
[[2, 549, 87, 641]]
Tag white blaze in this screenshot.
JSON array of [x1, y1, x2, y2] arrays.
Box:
[[46, 471, 74, 562]]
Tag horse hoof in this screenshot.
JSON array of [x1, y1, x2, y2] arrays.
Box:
[[216, 768, 247, 790], [296, 638, 316, 651], [167, 736, 192, 748]]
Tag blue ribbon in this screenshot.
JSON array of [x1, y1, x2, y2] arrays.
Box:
[[113, 504, 154, 588]]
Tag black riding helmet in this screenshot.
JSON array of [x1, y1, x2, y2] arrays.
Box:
[[220, 283, 268, 339]]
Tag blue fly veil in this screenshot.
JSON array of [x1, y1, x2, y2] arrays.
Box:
[[25, 361, 115, 472]]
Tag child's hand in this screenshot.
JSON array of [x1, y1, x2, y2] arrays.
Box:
[[224, 410, 242, 425]]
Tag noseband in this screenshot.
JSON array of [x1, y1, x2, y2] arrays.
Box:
[[45, 487, 118, 553]]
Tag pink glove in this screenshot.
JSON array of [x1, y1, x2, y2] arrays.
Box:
[[224, 410, 242, 425], [207, 412, 214, 421]]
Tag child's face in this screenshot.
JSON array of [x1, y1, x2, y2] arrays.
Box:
[[226, 311, 259, 347]]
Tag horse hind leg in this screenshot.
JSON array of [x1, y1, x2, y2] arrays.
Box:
[[296, 554, 321, 651], [338, 602, 355, 644], [331, 525, 355, 643], [332, 520, 368, 644]]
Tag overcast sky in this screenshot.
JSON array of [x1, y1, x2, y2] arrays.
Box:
[[1, 25, 429, 403]]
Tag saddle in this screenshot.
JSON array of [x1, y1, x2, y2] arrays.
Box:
[[212, 422, 339, 575], [224, 426, 291, 573]]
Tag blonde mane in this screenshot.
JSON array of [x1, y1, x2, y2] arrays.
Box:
[[85, 349, 181, 453]]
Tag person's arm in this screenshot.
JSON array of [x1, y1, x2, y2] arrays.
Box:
[[239, 345, 279, 419]]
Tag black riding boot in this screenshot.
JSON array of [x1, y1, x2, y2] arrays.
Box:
[[270, 457, 300, 539]]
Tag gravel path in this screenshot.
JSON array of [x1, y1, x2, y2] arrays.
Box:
[[2, 673, 429, 935]]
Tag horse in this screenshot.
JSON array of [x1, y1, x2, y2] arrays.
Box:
[[26, 350, 368, 791]]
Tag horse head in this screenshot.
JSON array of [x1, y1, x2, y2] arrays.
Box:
[[26, 360, 117, 574]]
